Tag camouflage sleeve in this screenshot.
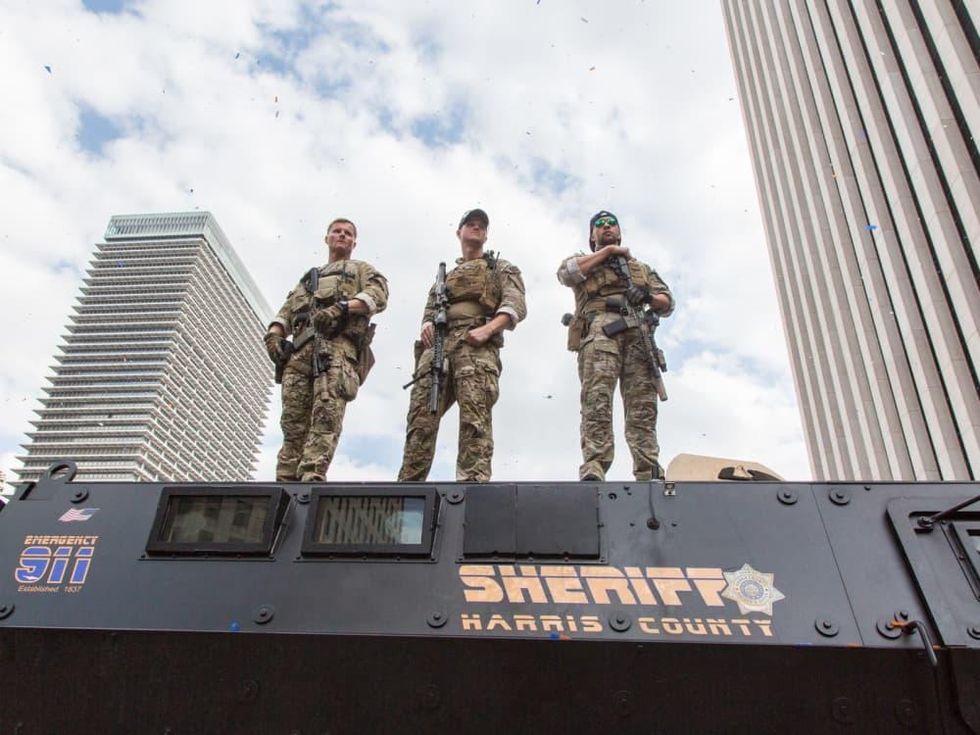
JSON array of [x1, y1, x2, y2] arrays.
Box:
[[495, 260, 527, 329], [645, 264, 675, 318], [353, 262, 389, 315], [556, 254, 586, 286], [420, 283, 437, 326], [269, 283, 302, 332]]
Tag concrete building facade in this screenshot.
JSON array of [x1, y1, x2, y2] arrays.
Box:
[[722, 1, 978, 480], [17, 212, 272, 483]]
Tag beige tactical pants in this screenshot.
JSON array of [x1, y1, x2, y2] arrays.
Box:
[[276, 343, 360, 482], [398, 337, 501, 482], [577, 329, 660, 481]]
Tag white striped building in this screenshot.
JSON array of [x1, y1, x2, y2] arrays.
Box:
[[722, 1, 978, 481], [17, 212, 272, 483]]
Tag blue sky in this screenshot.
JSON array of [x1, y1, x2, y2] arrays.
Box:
[[0, 0, 809, 493]]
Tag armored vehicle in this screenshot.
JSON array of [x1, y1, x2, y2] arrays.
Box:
[[0, 461, 978, 733]]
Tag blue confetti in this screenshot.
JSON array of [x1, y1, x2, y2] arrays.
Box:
[[229, 621, 240, 632], [44, 65, 52, 74], [549, 631, 559, 640], [116, 260, 124, 266], [866, 224, 877, 231], [234, 52, 240, 59]]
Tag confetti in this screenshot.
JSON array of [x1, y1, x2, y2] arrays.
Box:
[[866, 224, 877, 231], [580, 17, 588, 23], [44, 65, 52, 74], [275, 110, 280, 118], [234, 52, 240, 59], [589, 66, 596, 71]]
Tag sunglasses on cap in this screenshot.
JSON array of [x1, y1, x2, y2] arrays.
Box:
[[593, 217, 618, 228]]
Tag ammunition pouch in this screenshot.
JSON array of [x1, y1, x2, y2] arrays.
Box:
[[566, 314, 586, 352], [605, 295, 626, 313], [602, 318, 630, 338], [356, 324, 377, 385]]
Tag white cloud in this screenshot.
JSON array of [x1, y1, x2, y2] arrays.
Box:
[[0, 0, 810, 485]]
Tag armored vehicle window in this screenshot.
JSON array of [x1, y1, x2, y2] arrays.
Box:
[[146, 486, 289, 557], [301, 486, 438, 558]]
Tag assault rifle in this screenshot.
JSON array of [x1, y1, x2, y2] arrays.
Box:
[[273, 267, 321, 384], [402, 262, 449, 413], [304, 268, 331, 387], [604, 256, 668, 401]]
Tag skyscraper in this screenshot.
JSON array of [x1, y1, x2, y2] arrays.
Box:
[[17, 212, 272, 483], [722, 1, 978, 481]]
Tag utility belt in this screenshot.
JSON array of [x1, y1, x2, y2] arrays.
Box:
[[581, 294, 628, 318]]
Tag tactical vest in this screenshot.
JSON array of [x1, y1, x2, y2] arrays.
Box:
[[445, 256, 501, 325], [286, 261, 371, 341], [573, 258, 651, 318]]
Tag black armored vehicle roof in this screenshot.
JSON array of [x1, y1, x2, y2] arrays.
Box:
[[0, 461, 978, 733]]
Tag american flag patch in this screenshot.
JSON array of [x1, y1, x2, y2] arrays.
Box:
[[58, 508, 99, 522]]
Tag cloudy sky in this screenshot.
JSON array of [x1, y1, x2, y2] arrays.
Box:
[[0, 0, 810, 494]]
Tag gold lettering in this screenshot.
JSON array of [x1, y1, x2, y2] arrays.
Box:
[[638, 617, 660, 634], [683, 618, 707, 635], [460, 574, 504, 603], [497, 565, 516, 577], [693, 580, 727, 607], [461, 613, 483, 631], [753, 620, 773, 637], [580, 615, 603, 633], [502, 576, 548, 603], [662, 617, 684, 635], [687, 568, 726, 606], [545, 576, 588, 604], [487, 614, 512, 632], [628, 577, 658, 605], [686, 567, 724, 578], [646, 567, 684, 578], [540, 615, 563, 632], [586, 578, 637, 605], [731, 618, 753, 636], [582, 568, 636, 605], [707, 618, 732, 636], [651, 578, 692, 606], [565, 615, 578, 632], [513, 615, 538, 632]]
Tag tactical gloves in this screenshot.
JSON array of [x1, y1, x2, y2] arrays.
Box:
[[625, 285, 650, 306], [313, 301, 349, 336], [263, 332, 284, 363]]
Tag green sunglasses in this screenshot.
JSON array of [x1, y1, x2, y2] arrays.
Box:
[[593, 217, 618, 228]]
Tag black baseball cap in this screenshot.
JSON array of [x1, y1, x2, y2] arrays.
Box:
[[589, 210, 618, 230], [589, 210, 619, 249], [458, 208, 489, 228]]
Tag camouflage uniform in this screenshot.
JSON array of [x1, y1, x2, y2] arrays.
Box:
[[270, 260, 388, 481], [557, 254, 673, 481], [398, 255, 527, 482]]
